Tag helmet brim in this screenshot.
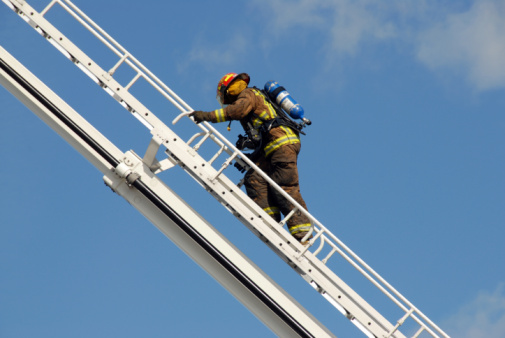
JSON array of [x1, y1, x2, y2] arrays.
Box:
[[236, 73, 250, 85]]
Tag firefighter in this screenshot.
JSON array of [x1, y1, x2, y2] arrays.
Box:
[[190, 73, 312, 244]]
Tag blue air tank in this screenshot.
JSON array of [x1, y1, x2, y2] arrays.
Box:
[[264, 81, 305, 120]]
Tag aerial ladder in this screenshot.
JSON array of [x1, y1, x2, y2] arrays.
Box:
[[0, 1, 450, 337]]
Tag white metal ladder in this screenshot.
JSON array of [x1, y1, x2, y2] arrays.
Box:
[[2, 1, 450, 337]]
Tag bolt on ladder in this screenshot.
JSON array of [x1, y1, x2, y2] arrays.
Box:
[[2, 1, 450, 337]]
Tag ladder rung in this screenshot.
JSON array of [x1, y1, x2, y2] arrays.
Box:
[[279, 207, 297, 226], [108, 52, 129, 76], [211, 152, 238, 181], [125, 72, 141, 90], [322, 247, 337, 264], [208, 144, 225, 165], [41, 0, 57, 16], [192, 131, 212, 151]]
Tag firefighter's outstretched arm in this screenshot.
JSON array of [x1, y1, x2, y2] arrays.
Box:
[[189, 110, 212, 124]]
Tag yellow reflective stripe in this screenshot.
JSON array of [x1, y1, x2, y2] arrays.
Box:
[[263, 207, 280, 216], [224, 74, 235, 82], [289, 223, 312, 234], [258, 110, 271, 120], [214, 109, 226, 122], [283, 126, 298, 138], [264, 126, 300, 157], [253, 89, 277, 120], [251, 116, 263, 129]]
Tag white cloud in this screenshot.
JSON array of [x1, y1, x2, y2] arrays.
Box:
[[442, 283, 505, 338], [417, 0, 505, 91], [259, 0, 328, 31], [180, 0, 504, 92], [259, 0, 400, 56], [324, 2, 394, 56], [177, 33, 250, 73], [256, 0, 505, 91]]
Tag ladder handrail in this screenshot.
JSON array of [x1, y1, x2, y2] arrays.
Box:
[[48, 0, 319, 234], [56, 0, 191, 113], [3, 1, 449, 336], [172, 117, 447, 337]]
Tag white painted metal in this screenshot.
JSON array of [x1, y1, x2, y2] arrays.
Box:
[[2, 1, 451, 337], [0, 45, 335, 338]]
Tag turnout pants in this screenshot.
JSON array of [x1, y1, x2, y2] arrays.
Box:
[[244, 143, 311, 236]]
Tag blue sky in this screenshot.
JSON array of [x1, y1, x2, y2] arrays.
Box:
[[1, 0, 504, 337]]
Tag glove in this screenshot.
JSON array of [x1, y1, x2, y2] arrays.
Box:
[[190, 110, 211, 124]]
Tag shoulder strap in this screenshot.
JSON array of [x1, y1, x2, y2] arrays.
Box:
[[254, 87, 306, 135]]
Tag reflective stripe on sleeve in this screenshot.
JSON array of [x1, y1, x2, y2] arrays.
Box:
[[214, 109, 226, 122]]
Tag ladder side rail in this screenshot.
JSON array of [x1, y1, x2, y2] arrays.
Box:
[[185, 120, 449, 338], [163, 96, 448, 338], [52, 0, 245, 166], [55, 0, 190, 114], [146, 116, 404, 336], [191, 121, 319, 227], [9, 0, 228, 158], [7, 0, 331, 251], [55, 0, 193, 113], [295, 235, 443, 337], [12, 0, 322, 248], [316, 226, 449, 337], [5, 0, 210, 145], [151, 73, 445, 337], [43, 1, 242, 163], [0, 45, 122, 175], [312, 233, 447, 337], [27, 0, 320, 220], [17, 0, 191, 115], [299, 231, 418, 329], [157, 134, 408, 338], [4, 1, 449, 336], [116, 152, 337, 338], [164, 94, 449, 338], [0, 47, 336, 337]]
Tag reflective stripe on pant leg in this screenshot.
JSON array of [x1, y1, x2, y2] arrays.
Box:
[[244, 168, 269, 209], [280, 184, 310, 229], [243, 153, 281, 223], [289, 223, 312, 235], [263, 206, 281, 222], [268, 144, 311, 230]]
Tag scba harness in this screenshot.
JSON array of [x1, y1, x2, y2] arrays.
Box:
[[235, 83, 311, 157]]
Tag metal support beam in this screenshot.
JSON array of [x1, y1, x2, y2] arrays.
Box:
[[0, 45, 335, 338]]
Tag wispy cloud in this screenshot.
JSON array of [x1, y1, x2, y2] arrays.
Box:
[[256, 0, 400, 57], [442, 283, 505, 338], [258, 0, 328, 31], [252, 0, 505, 91], [177, 33, 250, 73], [417, 0, 505, 91]]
